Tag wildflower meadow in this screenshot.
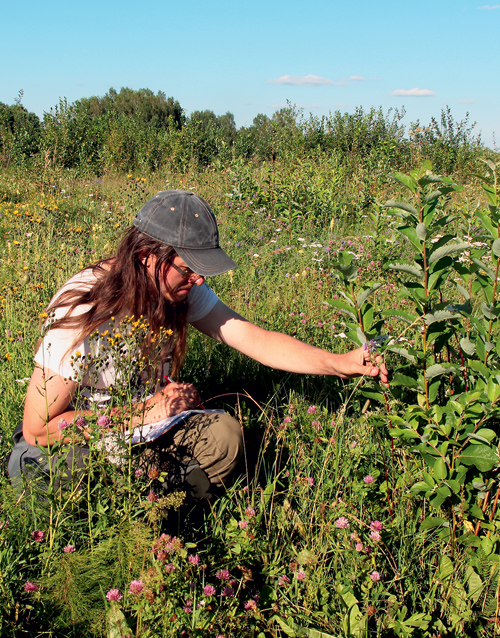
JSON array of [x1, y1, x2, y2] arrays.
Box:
[[1, 108, 500, 637]]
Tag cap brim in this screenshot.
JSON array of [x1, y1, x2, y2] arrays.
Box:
[[175, 246, 238, 277]]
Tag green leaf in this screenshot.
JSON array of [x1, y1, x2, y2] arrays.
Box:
[[416, 222, 428, 240], [325, 299, 357, 322], [420, 516, 448, 531], [397, 225, 423, 251], [381, 308, 416, 323], [433, 457, 448, 480], [388, 172, 418, 194], [471, 257, 496, 280], [476, 209, 496, 237], [424, 189, 443, 204], [458, 444, 498, 472], [385, 262, 424, 279], [392, 373, 418, 387], [425, 363, 456, 380], [492, 239, 500, 258], [460, 337, 476, 356], [428, 242, 470, 265], [357, 283, 382, 308], [487, 376, 500, 402], [390, 428, 420, 439], [424, 310, 460, 325], [388, 346, 417, 363]]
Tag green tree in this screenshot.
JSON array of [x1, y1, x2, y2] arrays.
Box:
[[0, 101, 41, 167]]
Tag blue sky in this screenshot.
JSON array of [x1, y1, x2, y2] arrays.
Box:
[[2, 0, 499, 147]]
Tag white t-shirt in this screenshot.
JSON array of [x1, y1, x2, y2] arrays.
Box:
[[34, 269, 219, 409]]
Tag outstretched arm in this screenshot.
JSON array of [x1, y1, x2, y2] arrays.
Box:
[[191, 300, 388, 383]]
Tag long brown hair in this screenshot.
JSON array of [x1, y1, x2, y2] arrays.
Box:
[[45, 227, 189, 377]]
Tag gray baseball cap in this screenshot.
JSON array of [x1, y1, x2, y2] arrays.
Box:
[[133, 190, 237, 276]]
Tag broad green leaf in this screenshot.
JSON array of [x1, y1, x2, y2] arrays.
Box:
[[385, 262, 424, 279], [397, 225, 423, 251], [476, 209, 496, 237], [471, 257, 496, 280], [492, 239, 500, 258], [425, 363, 456, 380], [424, 310, 460, 325], [388, 172, 418, 194], [458, 444, 498, 472], [460, 337, 476, 356], [416, 222, 428, 240], [420, 516, 448, 530], [387, 346, 417, 363], [487, 376, 500, 402], [433, 457, 448, 480], [481, 302, 499, 321], [392, 373, 418, 387], [390, 428, 420, 439], [356, 283, 382, 308], [456, 283, 471, 300], [325, 299, 357, 322], [428, 242, 470, 265], [335, 263, 357, 282], [481, 536, 494, 556], [381, 308, 417, 323]]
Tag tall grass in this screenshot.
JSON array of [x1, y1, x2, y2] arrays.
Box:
[[0, 154, 499, 637]]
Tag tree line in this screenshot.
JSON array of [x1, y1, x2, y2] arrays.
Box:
[[0, 87, 485, 175]]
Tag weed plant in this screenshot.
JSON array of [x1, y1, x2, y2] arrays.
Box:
[[0, 154, 500, 637]]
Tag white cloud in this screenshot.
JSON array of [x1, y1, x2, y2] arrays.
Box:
[[478, 4, 500, 8], [347, 75, 366, 82], [391, 87, 435, 97], [458, 99, 475, 104], [268, 74, 334, 87]]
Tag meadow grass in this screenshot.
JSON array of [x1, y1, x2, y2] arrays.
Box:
[[0, 159, 498, 637]]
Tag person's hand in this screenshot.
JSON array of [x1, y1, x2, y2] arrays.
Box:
[[331, 347, 389, 386], [157, 382, 202, 417]]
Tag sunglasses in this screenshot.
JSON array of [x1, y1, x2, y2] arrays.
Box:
[[167, 260, 204, 282]]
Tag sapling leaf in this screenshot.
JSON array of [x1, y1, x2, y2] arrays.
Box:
[[385, 262, 424, 279], [424, 310, 461, 324], [458, 444, 498, 472], [381, 308, 417, 323], [420, 517, 448, 530], [481, 303, 499, 320], [423, 189, 443, 204], [385, 199, 418, 216], [325, 299, 357, 322], [475, 209, 496, 237], [425, 363, 457, 380], [456, 283, 471, 300], [388, 346, 417, 363], [398, 225, 423, 251], [418, 175, 444, 186], [492, 239, 500, 258], [460, 337, 476, 356], [416, 223, 428, 240], [389, 172, 418, 194], [428, 242, 470, 265], [471, 257, 496, 280], [356, 283, 382, 308]]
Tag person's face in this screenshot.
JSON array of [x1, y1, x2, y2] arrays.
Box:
[[146, 253, 205, 303]]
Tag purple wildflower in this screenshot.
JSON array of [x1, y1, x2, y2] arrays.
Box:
[[106, 588, 123, 601], [165, 564, 176, 574], [296, 570, 306, 581], [203, 585, 216, 596], [245, 507, 255, 518], [97, 415, 112, 428], [238, 520, 249, 529], [370, 520, 383, 532], [370, 571, 381, 582], [24, 581, 38, 592], [129, 580, 144, 594], [31, 530, 44, 542], [222, 585, 235, 597], [58, 419, 69, 431], [369, 530, 381, 542], [335, 517, 349, 529], [188, 554, 200, 565], [363, 475, 374, 484], [216, 569, 231, 581], [278, 574, 290, 586], [307, 405, 317, 414], [63, 544, 75, 553]]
